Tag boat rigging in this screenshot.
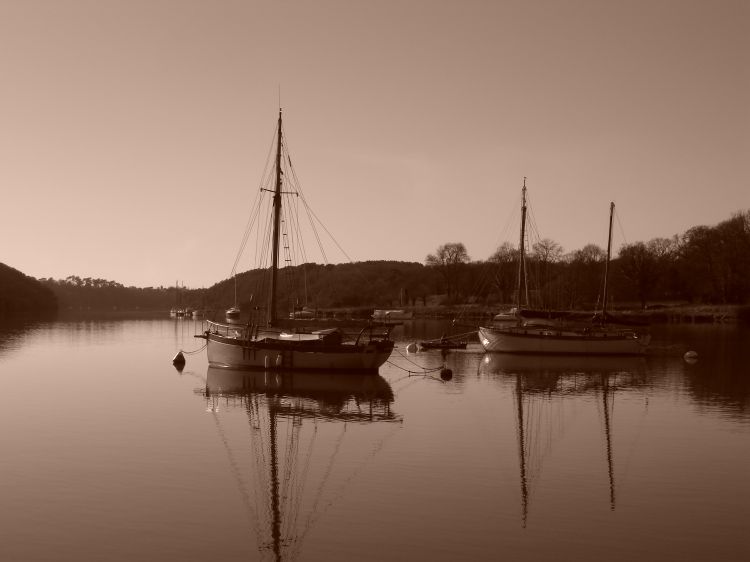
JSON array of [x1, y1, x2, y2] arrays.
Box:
[[200, 110, 395, 371]]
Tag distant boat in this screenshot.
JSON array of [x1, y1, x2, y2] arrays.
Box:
[[170, 281, 187, 317], [372, 309, 413, 322], [478, 179, 650, 355], [192, 309, 205, 318], [419, 337, 468, 351], [225, 306, 241, 322], [199, 110, 394, 372]]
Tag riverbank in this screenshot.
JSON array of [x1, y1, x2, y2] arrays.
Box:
[[361, 304, 749, 324]]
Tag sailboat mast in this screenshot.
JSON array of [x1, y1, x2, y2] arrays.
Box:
[[516, 178, 529, 308], [602, 202, 614, 317], [269, 109, 283, 326]]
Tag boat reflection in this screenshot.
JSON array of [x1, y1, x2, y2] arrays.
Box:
[[480, 352, 647, 377], [203, 368, 397, 422], [479, 353, 647, 527], [198, 368, 400, 561]]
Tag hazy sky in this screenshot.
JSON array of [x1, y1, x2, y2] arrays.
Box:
[[1, 0, 747, 288]]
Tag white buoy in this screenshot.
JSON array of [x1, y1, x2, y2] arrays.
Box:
[[684, 350, 698, 359], [405, 342, 418, 353]]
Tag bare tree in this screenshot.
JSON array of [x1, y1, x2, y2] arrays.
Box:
[[425, 242, 470, 300]]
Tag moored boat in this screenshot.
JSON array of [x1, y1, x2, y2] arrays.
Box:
[[419, 338, 468, 350], [372, 309, 413, 322], [200, 110, 395, 372], [478, 180, 650, 355]]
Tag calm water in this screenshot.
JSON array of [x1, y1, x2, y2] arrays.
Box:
[[0, 316, 748, 561]]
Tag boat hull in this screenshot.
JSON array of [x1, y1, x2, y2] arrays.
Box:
[[206, 334, 394, 372], [478, 326, 650, 355]]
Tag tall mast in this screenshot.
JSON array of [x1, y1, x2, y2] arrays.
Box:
[[269, 109, 283, 325], [602, 202, 614, 317], [516, 178, 529, 309]]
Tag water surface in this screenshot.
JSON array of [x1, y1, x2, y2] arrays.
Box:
[[0, 317, 748, 561]]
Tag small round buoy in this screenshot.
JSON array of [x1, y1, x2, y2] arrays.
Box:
[[684, 350, 698, 364], [405, 342, 418, 353], [440, 367, 453, 381]]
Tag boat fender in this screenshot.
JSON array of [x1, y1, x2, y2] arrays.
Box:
[[684, 350, 698, 363], [405, 342, 418, 353], [276, 354, 283, 367], [172, 351, 186, 367]]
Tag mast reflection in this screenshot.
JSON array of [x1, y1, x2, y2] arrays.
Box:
[[479, 353, 647, 527], [199, 368, 400, 561]]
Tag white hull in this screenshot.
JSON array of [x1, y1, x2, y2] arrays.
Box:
[[206, 334, 394, 372], [478, 325, 650, 355]]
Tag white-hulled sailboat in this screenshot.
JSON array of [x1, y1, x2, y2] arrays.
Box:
[[199, 110, 394, 372], [478, 181, 650, 355]]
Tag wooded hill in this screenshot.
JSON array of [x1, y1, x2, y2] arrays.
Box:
[[0, 263, 57, 318]]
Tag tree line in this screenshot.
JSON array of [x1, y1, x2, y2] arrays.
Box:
[[3, 209, 747, 316], [426, 209, 750, 310]]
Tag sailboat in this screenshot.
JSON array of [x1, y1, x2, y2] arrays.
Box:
[[225, 275, 241, 322], [170, 280, 187, 317], [478, 180, 650, 355], [200, 110, 395, 372]]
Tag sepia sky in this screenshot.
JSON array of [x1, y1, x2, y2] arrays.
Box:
[[1, 0, 747, 289]]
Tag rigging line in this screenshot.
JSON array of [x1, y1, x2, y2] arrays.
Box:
[[458, 187, 525, 320], [286, 420, 319, 547], [489, 190, 523, 256], [287, 192, 310, 266], [298, 422, 348, 543], [284, 193, 306, 271], [258, 121, 279, 192], [614, 207, 629, 248], [209, 410, 263, 547], [282, 128, 383, 296], [298, 195, 330, 264], [281, 416, 304, 541], [280, 411, 299, 503], [231, 187, 265, 276], [292, 421, 402, 562]]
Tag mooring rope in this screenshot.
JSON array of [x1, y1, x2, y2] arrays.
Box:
[[179, 342, 207, 355], [387, 347, 445, 377], [420, 330, 477, 343]]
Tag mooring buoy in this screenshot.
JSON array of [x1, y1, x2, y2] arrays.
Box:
[[683, 350, 698, 364], [405, 342, 418, 353], [172, 351, 186, 366], [440, 367, 453, 381]]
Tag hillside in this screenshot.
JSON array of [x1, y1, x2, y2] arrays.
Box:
[[0, 263, 58, 317]]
